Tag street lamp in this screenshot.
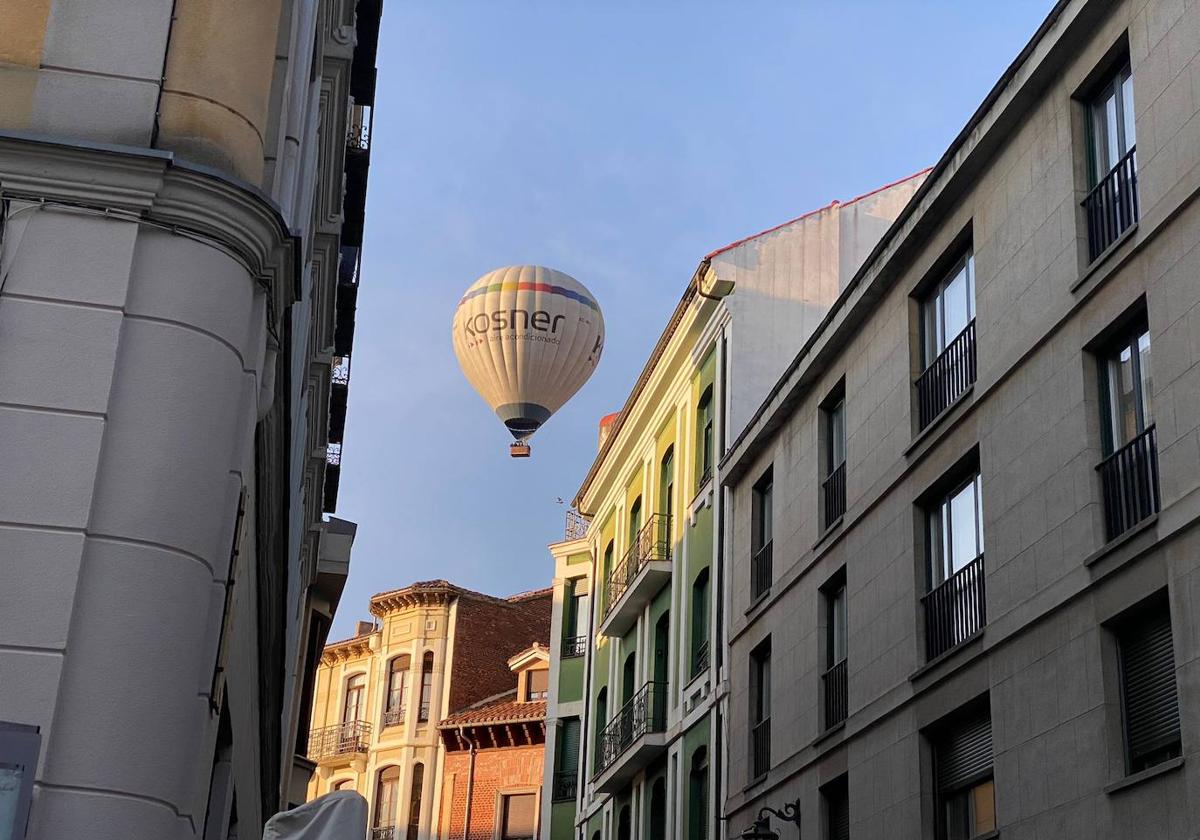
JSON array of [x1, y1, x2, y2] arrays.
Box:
[[737, 799, 801, 840]]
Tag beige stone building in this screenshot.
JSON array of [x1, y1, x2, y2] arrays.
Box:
[[305, 581, 551, 838], [720, 0, 1200, 838], [0, 1, 381, 838]]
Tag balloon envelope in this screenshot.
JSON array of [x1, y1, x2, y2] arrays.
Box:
[[452, 265, 604, 441]]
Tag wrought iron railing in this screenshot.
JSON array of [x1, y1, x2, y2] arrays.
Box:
[[922, 554, 986, 661], [750, 717, 771, 779], [308, 720, 372, 761], [916, 320, 976, 430], [604, 515, 672, 617], [552, 770, 578, 802], [1083, 145, 1137, 262], [326, 442, 342, 467], [331, 356, 350, 385], [381, 707, 404, 728], [369, 827, 396, 840], [561, 635, 587, 659], [1097, 424, 1159, 542], [596, 682, 666, 773], [823, 461, 846, 528], [348, 103, 372, 152], [751, 541, 773, 600], [823, 658, 848, 729], [565, 507, 590, 540], [692, 639, 710, 678]]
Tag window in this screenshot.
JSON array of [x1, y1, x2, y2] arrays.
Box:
[[822, 389, 847, 528], [924, 472, 986, 660], [500, 792, 537, 840], [688, 747, 709, 840], [0, 722, 40, 840], [1116, 599, 1181, 773], [617, 804, 632, 840], [650, 777, 667, 839], [823, 572, 848, 730], [562, 580, 589, 658], [342, 674, 365, 723], [553, 718, 581, 801], [749, 638, 771, 779], [593, 687, 607, 772], [751, 468, 773, 600], [934, 711, 995, 840], [383, 656, 409, 727], [601, 541, 614, 612], [525, 668, 549, 702], [374, 766, 400, 828], [405, 763, 424, 840], [660, 446, 675, 522], [333, 779, 354, 791], [697, 386, 714, 485], [417, 653, 434, 722], [822, 775, 849, 840], [628, 496, 643, 548], [917, 251, 977, 429], [1083, 61, 1138, 260], [690, 567, 711, 677]]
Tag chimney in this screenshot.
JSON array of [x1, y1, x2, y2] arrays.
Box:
[[355, 620, 375, 636], [598, 412, 619, 450]]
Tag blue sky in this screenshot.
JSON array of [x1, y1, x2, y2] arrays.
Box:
[[332, 0, 1055, 636]]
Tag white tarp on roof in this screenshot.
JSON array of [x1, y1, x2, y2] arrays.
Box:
[[264, 791, 368, 840]]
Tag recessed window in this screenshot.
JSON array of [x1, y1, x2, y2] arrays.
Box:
[[697, 386, 714, 486], [822, 775, 849, 840], [751, 468, 774, 600], [823, 571, 848, 730], [1116, 597, 1181, 773], [691, 567, 711, 678], [525, 668, 549, 702], [688, 746, 709, 840], [552, 718, 581, 801], [562, 579, 589, 659], [916, 251, 977, 429], [417, 653, 434, 722], [500, 792, 537, 840], [405, 763, 424, 840], [1083, 60, 1137, 261], [374, 766, 400, 829], [924, 472, 986, 660], [342, 674, 365, 724], [749, 638, 771, 780], [822, 384, 847, 529], [383, 656, 410, 727], [934, 710, 995, 840]]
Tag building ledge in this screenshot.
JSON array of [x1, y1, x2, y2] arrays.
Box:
[[1104, 757, 1183, 795], [599, 559, 671, 638], [1071, 222, 1138, 294], [904, 384, 975, 459], [593, 731, 668, 793], [908, 629, 984, 684], [1084, 514, 1157, 567]]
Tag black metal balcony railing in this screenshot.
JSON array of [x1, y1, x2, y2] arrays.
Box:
[[750, 717, 771, 779], [1083, 145, 1138, 262], [916, 320, 977, 430], [604, 514, 672, 617], [823, 658, 848, 729], [348, 103, 372, 152], [597, 682, 666, 773], [823, 461, 847, 528], [562, 635, 587, 659], [552, 770, 578, 802], [381, 707, 405, 728], [565, 507, 590, 540], [370, 827, 396, 840], [308, 720, 372, 761], [692, 639, 710, 677], [751, 541, 773, 601], [1097, 424, 1159, 542], [922, 554, 986, 661]]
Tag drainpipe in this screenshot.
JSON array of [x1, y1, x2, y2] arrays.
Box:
[[714, 331, 728, 840], [459, 727, 478, 840]]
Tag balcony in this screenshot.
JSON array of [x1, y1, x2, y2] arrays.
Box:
[[750, 717, 771, 780], [822, 461, 846, 528], [823, 658, 847, 729], [561, 635, 587, 659], [565, 507, 590, 541], [922, 554, 986, 661], [691, 639, 710, 679], [348, 103, 372, 153], [599, 515, 672, 637], [1083, 145, 1138, 262], [1097, 424, 1159, 542], [916, 320, 976, 430], [308, 721, 371, 764], [594, 681, 667, 793], [750, 541, 772, 601], [370, 828, 396, 840], [552, 770, 578, 802], [381, 707, 405, 729]]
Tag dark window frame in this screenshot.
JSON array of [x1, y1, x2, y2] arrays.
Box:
[[1113, 595, 1182, 774], [697, 385, 714, 486]]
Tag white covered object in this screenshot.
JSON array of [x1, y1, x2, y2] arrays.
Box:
[[263, 791, 368, 840]]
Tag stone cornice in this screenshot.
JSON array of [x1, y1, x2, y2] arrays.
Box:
[[369, 584, 458, 617], [320, 633, 374, 665]]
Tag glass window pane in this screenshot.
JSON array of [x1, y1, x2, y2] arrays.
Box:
[[972, 780, 996, 834], [831, 588, 848, 663], [943, 265, 971, 341], [1105, 93, 1120, 169], [1113, 345, 1138, 445], [1137, 330, 1152, 429], [1121, 71, 1136, 150], [949, 480, 980, 573]]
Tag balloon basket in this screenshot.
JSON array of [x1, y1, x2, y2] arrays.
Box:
[[510, 441, 531, 458]]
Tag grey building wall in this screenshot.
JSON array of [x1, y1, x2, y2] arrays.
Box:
[[722, 0, 1200, 838]]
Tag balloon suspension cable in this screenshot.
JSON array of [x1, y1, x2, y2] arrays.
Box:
[[510, 440, 531, 458]]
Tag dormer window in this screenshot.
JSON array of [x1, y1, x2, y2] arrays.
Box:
[[525, 668, 549, 702]]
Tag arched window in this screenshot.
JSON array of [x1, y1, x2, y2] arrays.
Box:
[[602, 541, 614, 610], [660, 446, 675, 523], [650, 777, 666, 838], [688, 747, 709, 840], [342, 674, 365, 724], [374, 766, 400, 828], [691, 568, 711, 678], [593, 687, 608, 771], [384, 655, 410, 727], [617, 804, 632, 840], [332, 778, 354, 792], [629, 496, 643, 548], [417, 653, 435, 722], [697, 386, 714, 485], [405, 763, 425, 840]]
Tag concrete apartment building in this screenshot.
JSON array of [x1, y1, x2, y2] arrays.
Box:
[[0, 1, 380, 838], [540, 175, 926, 840], [721, 0, 1200, 838], [304, 581, 551, 838]]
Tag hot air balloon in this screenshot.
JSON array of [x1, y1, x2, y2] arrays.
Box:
[[452, 265, 605, 457]]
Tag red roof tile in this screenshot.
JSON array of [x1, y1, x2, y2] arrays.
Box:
[[440, 696, 546, 727]]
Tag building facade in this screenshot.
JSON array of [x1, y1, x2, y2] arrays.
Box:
[[721, 0, 1200, 838], [438, 645, 551, 840], [0, 1, 380, 838], [541, 176, 925, 840], [305, 581, 551, 839]]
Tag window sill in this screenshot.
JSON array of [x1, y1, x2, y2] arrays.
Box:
[[908, 629, 984, 683], [813, 515, 844, 552], [1071, 222, 1138, 294], [1104, 756, 1183, 795], [744, 589, 771, 617], [743, 772, 768, 793], [811, 720, 845, 749], [904, 384, 975, 458], [1083, 514, 1158, 567], [971, 831, 1000, 840]]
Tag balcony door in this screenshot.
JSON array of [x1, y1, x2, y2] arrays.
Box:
[[1088, 63, 1135, 185], [923, 253, 975, 366]]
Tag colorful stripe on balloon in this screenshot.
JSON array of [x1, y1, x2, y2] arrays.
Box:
[[458, 282, 600, 312]]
